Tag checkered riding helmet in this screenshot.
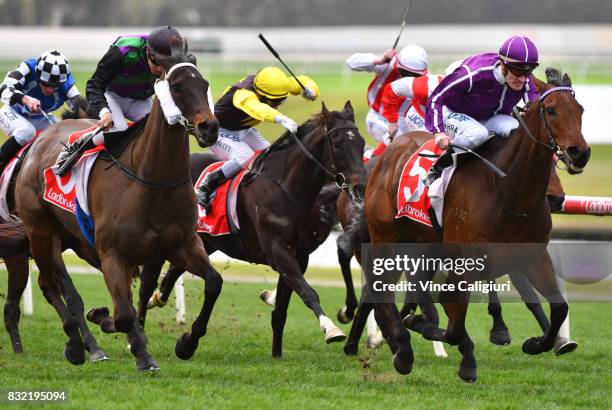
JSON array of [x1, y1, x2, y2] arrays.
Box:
[[35, 50, 70, 88]]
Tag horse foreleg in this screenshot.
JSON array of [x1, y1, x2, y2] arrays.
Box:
[[3, 253, 29, 353], [487, 288, 512, 346], [271, 276, 293, 358], [170, 235, 223, 361], [269, 239, 345, 345], [336, 246, 358, 324], [55, 257, 109, 362], [138, 258, 165, 327], [100, 253, 158, 371], [521, 254, 570, 356]]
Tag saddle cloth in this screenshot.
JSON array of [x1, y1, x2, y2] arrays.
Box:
[[0, 137, 38, 221], [195, 162, 248, 236], [43, 126, 104, 246], [396, 139, 456, 227]]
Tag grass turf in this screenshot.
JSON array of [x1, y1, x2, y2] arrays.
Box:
[[0, 268, 610, 409]]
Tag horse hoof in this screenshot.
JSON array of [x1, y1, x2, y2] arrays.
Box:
[[522, 337, 542, 355], [11, 341, 24, 354], [489, 328, 512, 346], [554, 337, 578, 356], [392, 351, 413, 375], [86, 307, 110, 325], [366, 331, 385, 349], [344, 342, 358, 356], [458, 366, 478, 383], [325, 327, 346, 344], [337, 307, 353, 324], [90, 349, 110, 362], [422, 324, 446, 342], [432, 341, 448, 358], [64, 343, 86, 365], [259, 290, 275, 307], [137, 356, 160, 371], [175, 333, 198, 360], [147, 291, 167, 309]]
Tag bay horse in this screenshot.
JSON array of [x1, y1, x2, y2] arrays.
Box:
[[14, 43, 219, 370], [347, 68, 590, 382], [137, 102, 368, 358], [1, 110, 108, 360]]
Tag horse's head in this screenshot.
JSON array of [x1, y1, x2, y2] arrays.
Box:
[[320, 101, 367, 204], [154, 41, 219, 147], [533, 68, 590, 174]]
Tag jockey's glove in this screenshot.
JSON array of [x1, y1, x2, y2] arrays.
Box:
[[275, 115, 298, 134], [301, 86, 317, 101]]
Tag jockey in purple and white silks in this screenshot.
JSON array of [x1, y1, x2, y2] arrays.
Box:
[[423, 35, 540, 186]]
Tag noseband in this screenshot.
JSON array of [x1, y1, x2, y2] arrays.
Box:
[[290, 124, 359, 190]]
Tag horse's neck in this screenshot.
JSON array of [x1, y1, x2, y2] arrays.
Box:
[[281, 131, 328, 206], [496, 110, 552, 211], [132, 102, 191, 184]]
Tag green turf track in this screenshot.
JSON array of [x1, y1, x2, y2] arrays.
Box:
[[0, 269, 610, 409]]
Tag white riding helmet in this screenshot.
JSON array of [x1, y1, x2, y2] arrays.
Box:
[[397, 44, 428, 75]]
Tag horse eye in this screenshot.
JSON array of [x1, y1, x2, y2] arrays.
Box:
[[546, 106, 556, 116], [171, 84, 182, 93]]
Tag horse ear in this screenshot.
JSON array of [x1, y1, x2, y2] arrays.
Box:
[[321, 101, 333, 123], [343, 100, 355, 122], [562, 73, 572, 87]]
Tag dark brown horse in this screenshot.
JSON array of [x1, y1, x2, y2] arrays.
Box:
[[14, 44, 219, 370], [138, 102, 368, 357], [347, 68, 590, 382]]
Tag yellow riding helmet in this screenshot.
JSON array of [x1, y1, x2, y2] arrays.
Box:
[[253, 66, 290, 99]]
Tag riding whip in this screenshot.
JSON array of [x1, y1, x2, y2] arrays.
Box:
[[258, 33, 306, 91], [392, 1, 413, 50]]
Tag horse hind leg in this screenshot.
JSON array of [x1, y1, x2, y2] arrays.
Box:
[[55, 258, 110, 362], [138, 258, 165, 328], [3, 253, 29, 353], [336, 245, 358, 324], [31, 229, 86, 365]]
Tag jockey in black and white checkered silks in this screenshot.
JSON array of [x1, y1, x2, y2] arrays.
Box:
[[0, 50, 83, 170]]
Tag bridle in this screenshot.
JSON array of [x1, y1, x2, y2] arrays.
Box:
[[289, 123, 359, 190], [514, 86, 575, 154]]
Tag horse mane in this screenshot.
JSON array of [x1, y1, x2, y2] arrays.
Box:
[[267, 112, 327, 153]]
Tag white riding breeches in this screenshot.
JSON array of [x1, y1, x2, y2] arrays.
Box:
[[0, 105, 56, 145], [441, 106, 519, 151], [365, 108, 409, 145], [210, 127, 271, 178], [105, 91, 152, 132], [404, 106, 427, 132]]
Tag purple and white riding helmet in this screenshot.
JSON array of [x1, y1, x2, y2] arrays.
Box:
[[498, 35, 539, 72]]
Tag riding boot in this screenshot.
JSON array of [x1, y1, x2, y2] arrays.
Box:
[[54, 136, 97, 176], [0, 136, 23, 171], [196, 169, 229, 212], [423, 148, 454, 187]]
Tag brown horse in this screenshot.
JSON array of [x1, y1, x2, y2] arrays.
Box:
[[348, 68, 590, 382], [14, 44, 219, 370], [138, 102, 368, 357]]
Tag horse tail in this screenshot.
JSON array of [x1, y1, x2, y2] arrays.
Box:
[[0, 218, 29, 258]]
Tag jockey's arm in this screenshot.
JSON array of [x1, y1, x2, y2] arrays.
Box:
[[425, 66, 471, 135], [346, 50, 394, 74], [288, 75, 320, 101], [85, 46, 124, 120], [0, 61, 30, 105], [381, 78, 416, 123], [233, 88, 283, 123]]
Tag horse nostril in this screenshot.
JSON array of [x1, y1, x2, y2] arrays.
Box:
[[567, 146, 579, 158]]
